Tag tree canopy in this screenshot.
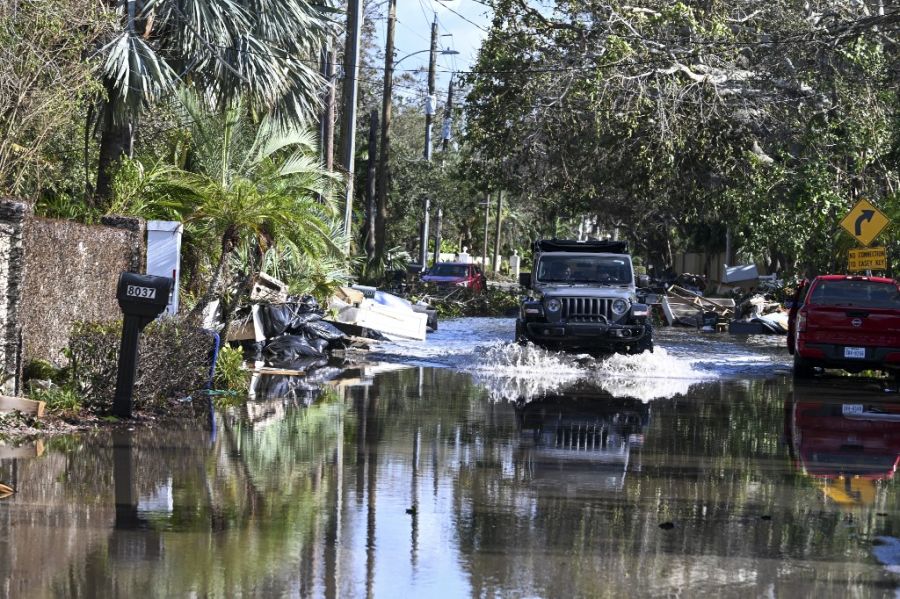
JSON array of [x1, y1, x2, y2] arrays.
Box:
[[463, 0, 900, 273]]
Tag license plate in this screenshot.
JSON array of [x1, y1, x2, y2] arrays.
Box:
[[842, 403, 864, 416], [844, 346, 866, 359], [126, 285, 156, 299]]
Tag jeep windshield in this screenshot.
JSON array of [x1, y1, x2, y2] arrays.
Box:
[[536, 255, 632, 284], [808, 279, 900, 309]]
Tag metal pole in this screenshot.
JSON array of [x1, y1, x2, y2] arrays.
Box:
[[424, 18, 438, 161], [340, 0, 364, 247], [432, 206, 443, 265], [112, 316, 142, 418], [419, 198, 431, 267], [482, 192, 491, 270], [441, 76, 454, 153], [493, 190, 503, 272], [376, 0, 397, 260]]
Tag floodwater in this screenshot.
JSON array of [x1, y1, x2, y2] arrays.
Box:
[[4, 319, 900, 597]]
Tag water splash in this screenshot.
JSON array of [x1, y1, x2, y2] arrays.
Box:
[[466, 342, 711, 403]]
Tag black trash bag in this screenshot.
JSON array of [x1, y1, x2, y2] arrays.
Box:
[[261, 304, 301, 338], [301, 319, 346, 342], [295, 295, 320, 314], [308, 336, 330, 355], [263, 334, 325, 360], [240, 340, 266, 361]]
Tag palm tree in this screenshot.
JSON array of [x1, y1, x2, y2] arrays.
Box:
[[93, 0, 333, 203], [145, 98, 343, 319]]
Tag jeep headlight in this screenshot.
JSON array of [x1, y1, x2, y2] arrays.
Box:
[[546, 298, 561, 312], [611, 299, 629, 315]]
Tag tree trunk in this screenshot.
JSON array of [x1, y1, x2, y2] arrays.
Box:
[[190, 244, 231, 321], [364, 110, 378, 263], [94, 91, 134, 206]]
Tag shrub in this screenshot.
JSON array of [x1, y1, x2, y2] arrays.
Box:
[[213, 345, 249, 393], [66, 319, 217, 413], [30, 386, 83, 417]]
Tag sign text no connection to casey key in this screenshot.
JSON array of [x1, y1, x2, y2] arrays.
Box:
[[848, 247, 887, 271]]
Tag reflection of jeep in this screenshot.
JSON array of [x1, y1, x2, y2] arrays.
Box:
[[516, 239, 652, 354]]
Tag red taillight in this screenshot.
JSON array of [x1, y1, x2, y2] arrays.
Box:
[[797, 310, 807, 332]]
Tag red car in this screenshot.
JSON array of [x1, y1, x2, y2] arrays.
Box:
[[421, 262, 487, 292], [788, 274, 900, 378]]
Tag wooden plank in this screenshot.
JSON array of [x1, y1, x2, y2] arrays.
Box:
[[252, 368, 307, 376], [0, 395, 45, 418]]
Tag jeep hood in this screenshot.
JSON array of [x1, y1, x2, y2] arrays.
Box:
[[534, 285, 635, 300]]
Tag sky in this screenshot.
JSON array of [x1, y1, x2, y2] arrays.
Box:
[[374, 0, 494, 99]]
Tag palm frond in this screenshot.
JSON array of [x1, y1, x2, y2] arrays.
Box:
[[101, 32, 176, 120]]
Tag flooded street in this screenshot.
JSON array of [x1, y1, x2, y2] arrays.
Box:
[[4, 319, 900, 597]]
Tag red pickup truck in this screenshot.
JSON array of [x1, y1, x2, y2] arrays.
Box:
[[788, 275, 900, 378]]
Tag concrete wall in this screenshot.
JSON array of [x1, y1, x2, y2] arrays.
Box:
[[0, 200, 145, 393]]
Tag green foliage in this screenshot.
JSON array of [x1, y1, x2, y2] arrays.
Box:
[[97, 0, 333, 129], [463, 0, 900, 277], [30, 386, 83, 417], [0, 0, 111, 197], [213, 345, 249, 394]]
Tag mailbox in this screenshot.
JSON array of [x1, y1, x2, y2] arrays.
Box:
[[113, 272, 174, 418], [116, 273, 173, 320]]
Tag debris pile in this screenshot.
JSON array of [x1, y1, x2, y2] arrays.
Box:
[[229, 296, 354, 364]]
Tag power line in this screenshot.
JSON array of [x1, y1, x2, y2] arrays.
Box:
[[433, 0, 490, 33]]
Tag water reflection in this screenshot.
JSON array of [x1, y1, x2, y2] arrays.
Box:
[[4, 368, 900, 596], [788, 382, 900, 508], [515, 390, 650, 492]]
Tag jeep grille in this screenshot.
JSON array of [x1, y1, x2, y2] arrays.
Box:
[[554, 423, 610, 451], [561, 297, 612, 322]]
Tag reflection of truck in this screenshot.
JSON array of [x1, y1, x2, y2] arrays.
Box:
[[786, 387, 900, 506], [515, 393, 650, 492], [516, 239, 652, 354]]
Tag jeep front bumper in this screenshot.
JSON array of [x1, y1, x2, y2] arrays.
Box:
[[524, 321, 649, 348]]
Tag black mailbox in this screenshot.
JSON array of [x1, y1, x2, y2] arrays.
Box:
[[113, 272, 174, 418], [116, 273, 173, 320]]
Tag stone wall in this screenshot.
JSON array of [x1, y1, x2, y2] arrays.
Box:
[[0, 200, 145, 393]]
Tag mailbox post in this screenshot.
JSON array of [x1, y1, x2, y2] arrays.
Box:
[[113, 273, 173, 418]]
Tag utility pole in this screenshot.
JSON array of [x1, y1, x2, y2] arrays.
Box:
[[424, 17, 438, 161], [441, 76, 454, 153], [340, 0, 364, 248], [375, 0, 397, 261], [364, 110, 378, 261], [493, 190, 503, 272], [323, 47, 336, 172], [482, 192, 491, 270], [419, 197, 430, 267], [432, 207, 442, 264]]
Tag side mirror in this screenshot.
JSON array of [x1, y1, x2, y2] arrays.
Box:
[[637, 274, 650, 287], [519, 272, 532, 288]]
